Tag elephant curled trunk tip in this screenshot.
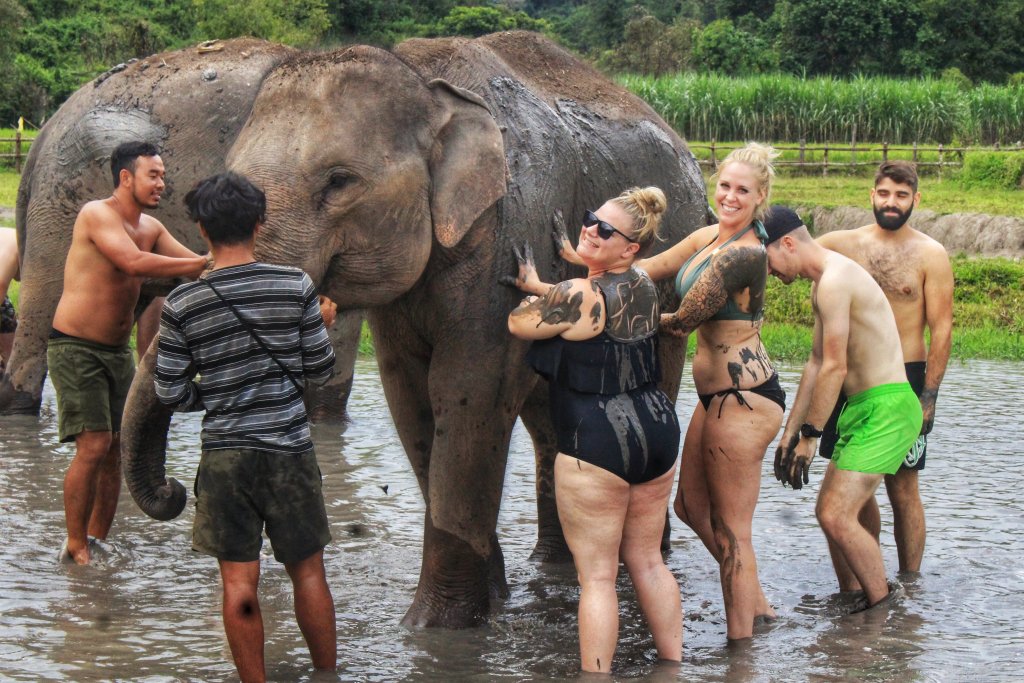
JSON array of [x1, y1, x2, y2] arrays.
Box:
[[121, 348, 188, 521]]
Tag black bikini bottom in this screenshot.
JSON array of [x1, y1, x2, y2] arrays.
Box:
[[698, 373, 787, 418]]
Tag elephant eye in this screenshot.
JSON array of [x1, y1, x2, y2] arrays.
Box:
[[315, 170, 358, 209], [326, 171, 353, 191]]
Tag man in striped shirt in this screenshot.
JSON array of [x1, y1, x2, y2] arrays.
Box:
[[155, 172, 337, 682]]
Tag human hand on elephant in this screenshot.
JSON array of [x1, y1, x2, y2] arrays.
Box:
[[552, 210, 584, 267], [318, 295, 338, 327], [500, 243, 550, 297]]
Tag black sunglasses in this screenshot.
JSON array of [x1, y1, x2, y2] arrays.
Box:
[[583, 210, 637, 243]]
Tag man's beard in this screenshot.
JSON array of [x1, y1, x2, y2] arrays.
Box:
[[873, 203, 912, 231], [132, 187, 160, 210]]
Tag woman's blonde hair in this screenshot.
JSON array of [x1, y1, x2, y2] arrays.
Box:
[[715, 142, 779, 221], [612, 186, 667, 248]]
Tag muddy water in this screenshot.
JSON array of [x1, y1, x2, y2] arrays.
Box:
[[1, 358, 1021, 681]]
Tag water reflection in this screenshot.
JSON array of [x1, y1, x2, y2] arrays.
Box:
[[0, 359, 1021, 680]]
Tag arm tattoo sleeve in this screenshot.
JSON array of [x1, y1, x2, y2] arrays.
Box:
[[667, 246, 766, 333]]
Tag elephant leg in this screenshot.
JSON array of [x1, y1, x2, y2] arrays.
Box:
[[304, 309, 363, 424], [518, 379, 572, 564], [656, 329, 688, 552], [373, 314, 526, 627], [0, 273, 59, 414]]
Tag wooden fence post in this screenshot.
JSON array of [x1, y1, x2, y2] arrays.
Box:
[[938, 143, 944, 179], [15, 130, 22, 174], [882, 142, 888, 162], [822, 143, 829, 177], [709, 139, 717, 169], [798, 139, 806, 165], [912, 141, 918, 163]]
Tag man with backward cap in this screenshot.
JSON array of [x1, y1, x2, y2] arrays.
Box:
[[763, 206, 921, 610]]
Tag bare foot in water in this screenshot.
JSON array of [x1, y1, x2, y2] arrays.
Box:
[[58, 537, 96, 565]]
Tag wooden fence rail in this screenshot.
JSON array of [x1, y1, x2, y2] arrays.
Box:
[[4, 136, 1024, 177], [692, 140, 1024, 177], [0, 133, 27, 173]]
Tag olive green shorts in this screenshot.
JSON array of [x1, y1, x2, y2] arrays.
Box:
[[47, 335, 135, 442], [192, 448, 331, 564], [833, 382, 923, 475]]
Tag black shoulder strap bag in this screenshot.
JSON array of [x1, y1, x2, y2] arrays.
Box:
[[200, 278, 304, 393]]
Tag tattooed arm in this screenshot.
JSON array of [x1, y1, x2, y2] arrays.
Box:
[[660, 245, 766, 336], [508, 279, 604, 341]]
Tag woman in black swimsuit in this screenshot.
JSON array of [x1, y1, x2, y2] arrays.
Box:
[[557, 143, 785, 640], [508, 187, 682, 673]]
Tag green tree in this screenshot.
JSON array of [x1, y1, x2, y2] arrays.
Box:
[[602, 12, 699, 75], [192, 0, 330, 46], [774, 0, 920, 77], [436, 5, 546, 37], [913, 0, 1024, 84], [691, 18, 774, 74]]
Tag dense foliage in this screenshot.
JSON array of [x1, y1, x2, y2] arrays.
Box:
[[2, 0, 1024, 134]]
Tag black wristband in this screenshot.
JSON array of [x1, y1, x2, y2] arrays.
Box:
[[800, 423, 823, 438]]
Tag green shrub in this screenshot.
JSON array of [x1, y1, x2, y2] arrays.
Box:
[[941, 67, 973, 90], [958, 152, 1024, 189], [1007, 72, 1024, 87]]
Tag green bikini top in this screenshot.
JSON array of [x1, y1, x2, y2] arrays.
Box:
[[674, 221, 767, 322]]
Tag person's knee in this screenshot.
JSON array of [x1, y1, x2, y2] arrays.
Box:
[[74, 432, 114, 461]]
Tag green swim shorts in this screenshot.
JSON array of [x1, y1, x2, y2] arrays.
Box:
[[47, 335, 135, 442], [833, 382, 923, 475], [192, 448, 332, 564]]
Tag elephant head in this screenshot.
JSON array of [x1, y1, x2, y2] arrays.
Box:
[[226, 46, 506, 308], [121, 45, 507, 520]]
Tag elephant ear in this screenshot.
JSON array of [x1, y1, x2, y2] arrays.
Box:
[[428, 79, 507, 248]]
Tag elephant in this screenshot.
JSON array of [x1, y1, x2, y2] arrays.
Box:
[[120, 30, 709, 628], [0, 37, 362, 419]]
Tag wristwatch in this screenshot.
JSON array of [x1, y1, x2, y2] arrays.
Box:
[[800, 423, 823, 439]]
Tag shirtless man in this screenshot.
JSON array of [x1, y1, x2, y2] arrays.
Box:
[[764, 207, 922, 609], [0, 227, 19, 368], [50, 141, 208, 564], [817, 161, 953, 582]]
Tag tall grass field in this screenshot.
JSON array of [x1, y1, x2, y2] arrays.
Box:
[[620, 73, 1024, 145]]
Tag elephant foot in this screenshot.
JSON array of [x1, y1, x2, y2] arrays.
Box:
[[0, 378, 42, 415], [488, 533, 509, 600], [304, 377, 353, 424], [401, 588, 490, 629], [529, 536, 573, 564], [402, 522, 493, 628]]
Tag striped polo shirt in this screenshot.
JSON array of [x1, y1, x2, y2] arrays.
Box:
[[155, 262, 335, 454]]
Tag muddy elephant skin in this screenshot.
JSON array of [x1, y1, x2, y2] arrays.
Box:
[[1, 39, 297, 414], [121, 31, 708, 628]]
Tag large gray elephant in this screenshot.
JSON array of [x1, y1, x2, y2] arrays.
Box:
[[121, 31, 709, 628], [0, 38, 362, 418]]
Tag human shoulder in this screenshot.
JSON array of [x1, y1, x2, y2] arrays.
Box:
[[816, 225, 870, 253]]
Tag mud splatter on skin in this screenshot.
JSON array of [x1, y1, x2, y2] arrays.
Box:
[[596, 270, 659, 342], [711, 510, 741, 609], [739, 347, 771, 382], [510, 280, 586, 327], [727, 362, 743, 389]]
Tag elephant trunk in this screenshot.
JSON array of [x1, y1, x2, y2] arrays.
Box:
[[121, 343, 187, 521]]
